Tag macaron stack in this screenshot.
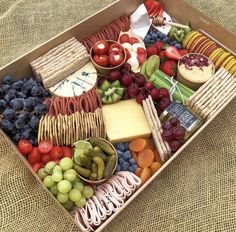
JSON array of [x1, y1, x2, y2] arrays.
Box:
[[183, 30, 236, 75]]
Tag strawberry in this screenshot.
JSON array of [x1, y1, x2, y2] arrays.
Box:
[[119, 34, 129, 44], [178, 49, 189, 57], [160, 60, 177, 77], [155, 41, 164, 53], [125, 48, 131, 61], [158, 50, 167, 62], [137, 47, 147, 55], [165, 46, 181, 60], [137, 54, 147, 65], [146, 45, 158, 58], [128, 37, 139, 45]]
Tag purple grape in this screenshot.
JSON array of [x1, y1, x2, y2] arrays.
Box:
[[169, 117, 180, 127], [162, 129, 174, 142], [35, 104, 48, 115], [169, 140, 182, 152], [3, 108, 16, 120], [174, 126, 186, 140], [162, 121, 172, 130], [12, 80, 23, 90]]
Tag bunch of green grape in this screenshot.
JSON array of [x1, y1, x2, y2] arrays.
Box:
[[37, 157, 94, 210]]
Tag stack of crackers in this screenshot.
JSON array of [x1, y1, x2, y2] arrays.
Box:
[[30, 37, 90, 89], [187, 68, 236, 120], [183, 30, 236, 75], [38, 108, 106, 146]]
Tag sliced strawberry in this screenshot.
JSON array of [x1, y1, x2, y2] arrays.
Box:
[[137, 47, 147, 55], [137, 54, 147, 65], [128, 37, 139, 45], [119, 34, 129, 44], [125, 48, 131, 62]]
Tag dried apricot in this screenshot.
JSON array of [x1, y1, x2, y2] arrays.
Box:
[[140, 167, 151, 185], [138, 149, 154, 168], [129, 138, 147, 152], [150, 162, 161, 175], [144, 139, 154, 150], [153, 149, 164, 165], [135, 167, 143, 177]]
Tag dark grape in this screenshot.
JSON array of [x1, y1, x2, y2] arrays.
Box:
[[35, 104, 48, 115], [174, 126, 186, 140], [12, 80, 23, 90], [169, 140, 182, 152], [0, 119, 14, 132], [13, 133, 22, 143], [3, 108, 16, 120], [23, 98, 34, 111], [10, 98, 24, 111], [31, 86, 41, 97], [0, 87, 3, 97], [162, 121, 172, 130], [0, 99, 7, 112], [29, 136, 38, 146], [162, 129, 174, 142], [17, 92, 27, 99], [29, 116, 40, 130], [3, 75, 13, 85], [14, 116, 27, 129], [21, 111, 31, 120], [169, 117, 180, 127], [11, 127, 20, 135]]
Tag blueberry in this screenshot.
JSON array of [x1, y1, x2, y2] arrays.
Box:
[[128, 166, 135, 173], [146, 34, 151, 40], [122, 162, 129, 171], [10, 98, 24, 111], [163, 37, 171, 44], [150, 39, 155, 44], [144, 38, 151, 45], [175, 44, 183, 49], [115, 143, 126, 152], [124, 142, 129, 151], [12, 80, 23, 90], [3, 75, 14, 85], [123, 151, 131, 161], [129, 158, 136, 165], [172, 41, 178, 45], [14, 116, 27, 129], [116, 150, 123, 157], [116, 164, 121, 172], [119, 157, 125, 164], [3, 108, 16, 120], [159, 33, 165, 39], [132, 164, 138, 170], [151, 33, 156, 40], [0, 119, 14, 132], [2, 84, 11, 94]]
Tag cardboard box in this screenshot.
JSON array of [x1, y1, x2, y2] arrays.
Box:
[[0, 0, 235, 231]]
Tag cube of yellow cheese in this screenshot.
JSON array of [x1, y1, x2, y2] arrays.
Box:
[[102, 99, 151, 143]]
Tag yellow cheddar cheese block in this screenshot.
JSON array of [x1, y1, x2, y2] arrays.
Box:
[[102, 99, 151, 143]]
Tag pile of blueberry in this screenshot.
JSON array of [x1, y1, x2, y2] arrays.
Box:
[[144, 27, 183, 49], [114, 143, 138, 173], [0, 75, 50, 145]]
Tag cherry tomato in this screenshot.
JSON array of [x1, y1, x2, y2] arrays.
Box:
[[92, 40, 109, 55], [32, 162, 43, 172], [38, 140, 53, 154], [50, 146, 64, 161], [119, 34, 130, 44], [128, 37, 139, 45], [125, 48, 131, 62], [18, 140, 33, 155], [62, 146, 72, 158], [54, 159, 60, 164], [108, 43, 123, 54], [42, 153, 51, 164], [108, 51, 124, 67], [28, 147, 42, 165], [93, 54, 109, 67]]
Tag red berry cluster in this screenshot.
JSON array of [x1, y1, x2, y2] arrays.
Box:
[[161, 117, 186, 152]]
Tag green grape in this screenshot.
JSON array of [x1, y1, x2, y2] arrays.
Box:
[[37, 168, 47, 179], [75, 196, 87, 208], [73, 181, 84, 192], [52, 172, 63, 182], [57, 180, 72, 193], [53, 165, 62, 173], [82, 186, 94, 199], [57, 192, 69, 203], [43, 176, 55, 188], [59, 157, 73, 171], [63, 169, 77, 182], [62, 200, 74, 210], [45, 161, 57, 174], [50, 184, 58, 195], [68, 189, 82, 202]]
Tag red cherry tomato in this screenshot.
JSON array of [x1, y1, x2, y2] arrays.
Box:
[[50, 146, 64, 161], [62, 147, 73, 158], [42, 153, 51, 164], [28, 147, 42, 165], [32, 162, 43, 172], [18, 140, 33, 155], [92, 40, 109, 55], [109, 43, 123, 54], [128, 37, 139, 45], [119, 34, 130, 44], [38, 140, 53, 154], [109, 51, 124, 67], [124, 48, 131, 62], [93, 54, 109, 67]]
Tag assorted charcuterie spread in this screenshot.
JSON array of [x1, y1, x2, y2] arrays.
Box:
[[1, 1, 236, 231]]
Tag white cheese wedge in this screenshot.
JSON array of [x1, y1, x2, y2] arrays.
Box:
[[49, 62, 97, 97], [102, 99, 152, 143]]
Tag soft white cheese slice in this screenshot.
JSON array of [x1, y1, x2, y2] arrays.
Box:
[[49, 62, 97, 97]]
